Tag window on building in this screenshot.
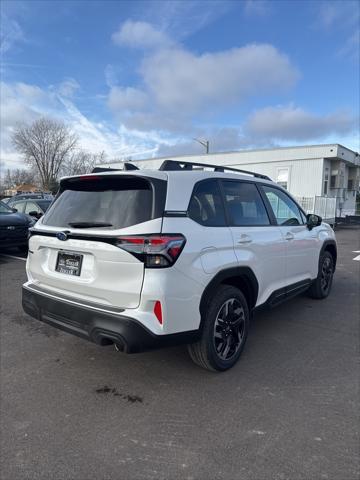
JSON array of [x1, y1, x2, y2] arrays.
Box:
[[276, 168, 289, 190], [330, 175, 336, 189], [324, 169, 329, 195], [348, 179, 354, 191]]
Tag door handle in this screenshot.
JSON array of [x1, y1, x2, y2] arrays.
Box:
[[237, 234, 252, 244], [285, 232, 294, 241]]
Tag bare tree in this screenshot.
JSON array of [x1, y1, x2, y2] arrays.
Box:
[[2, 169, 13, 190], [0, 168, 39, 194], [10, 168, 38, 186], [12, 118, 78, 190], [61, 150, 107, 177]]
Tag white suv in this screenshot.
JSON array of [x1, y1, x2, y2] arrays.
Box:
[[22, 160, 337, 371]]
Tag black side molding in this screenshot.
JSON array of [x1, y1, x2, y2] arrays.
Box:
[[255, 279, 312, 311]]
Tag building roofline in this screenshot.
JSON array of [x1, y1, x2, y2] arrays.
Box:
[[104, 143, 358, 165]]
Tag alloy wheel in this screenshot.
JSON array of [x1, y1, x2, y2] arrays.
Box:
[[213, 298, 245, 361], [320, 257, 333, 293]]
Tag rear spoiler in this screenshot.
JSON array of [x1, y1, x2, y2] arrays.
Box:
[[92, 163, 139, 173]]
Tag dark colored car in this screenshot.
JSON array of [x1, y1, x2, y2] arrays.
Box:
[[0, 201, 35, 251], [7, 193, 53, 206], [11, 199, 52, 219]]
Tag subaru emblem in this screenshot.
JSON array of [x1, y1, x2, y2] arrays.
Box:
[[57, 231, 68, 241]]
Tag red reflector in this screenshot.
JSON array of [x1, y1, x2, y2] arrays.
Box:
[[153, 301, 163, 325]]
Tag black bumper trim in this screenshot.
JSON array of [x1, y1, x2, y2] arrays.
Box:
[[22, 287, 199, 353], [25, 284, 126, 315]]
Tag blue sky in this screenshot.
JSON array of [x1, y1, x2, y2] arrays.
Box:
[[1, 0, 359, 170]]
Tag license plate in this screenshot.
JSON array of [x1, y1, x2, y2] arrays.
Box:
[[55, 251, 83, 276]]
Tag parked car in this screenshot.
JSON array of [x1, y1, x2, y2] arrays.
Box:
[[7, 193, 54, 206], [11, 199, 52, 219], [0, 201, 35, 251], [22, 161, 337, 371]]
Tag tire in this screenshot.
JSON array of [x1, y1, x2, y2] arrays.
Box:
[[188, 285, 249, 372], [307, 251, 334, 299]]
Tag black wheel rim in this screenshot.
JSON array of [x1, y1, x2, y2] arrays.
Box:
[[320, 257, 333, 293], [213, 298, 245, 361]]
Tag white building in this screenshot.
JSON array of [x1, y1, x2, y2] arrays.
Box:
[[99, 144, 360, 218]]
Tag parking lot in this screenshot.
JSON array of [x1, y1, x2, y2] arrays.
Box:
[[0, 227, 359, 480]]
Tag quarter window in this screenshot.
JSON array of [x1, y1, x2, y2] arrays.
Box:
[[222, 181, 270, 226], [188, 180, 226, 226], [262, 186, 303, 226]]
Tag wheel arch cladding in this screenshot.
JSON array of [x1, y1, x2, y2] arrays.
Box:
[[322, 240, 337, 271], [200, 267, 259, 316]]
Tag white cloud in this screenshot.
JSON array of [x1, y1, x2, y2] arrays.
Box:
[[57, 78, 80, 98], [0, 80, 158, 172], [139, 1, 233, 41], [156, 127, 246, 157], [245, 105, 357, 142], [317, 1, 360, 61], [109, 23, 299, 132], [141, 44, 298, 113], [108, 86, 148, 111], [0, 15, 24, 55], [112, 20, 173, 49]]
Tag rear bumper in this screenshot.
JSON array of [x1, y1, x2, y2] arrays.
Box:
[[22, 286, 199, 353]]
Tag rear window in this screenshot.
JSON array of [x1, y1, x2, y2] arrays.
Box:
[[42, 176, 157, 229]]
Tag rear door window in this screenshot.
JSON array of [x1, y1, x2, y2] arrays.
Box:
[[188, 180, 226, 226], [42, 176, 159, 229], [222, 181, 270, 226]]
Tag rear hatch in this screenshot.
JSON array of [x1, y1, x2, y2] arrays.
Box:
[[26, 173, 167, 309]]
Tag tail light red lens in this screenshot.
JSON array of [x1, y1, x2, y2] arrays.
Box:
[[116, 234, 186, 268]]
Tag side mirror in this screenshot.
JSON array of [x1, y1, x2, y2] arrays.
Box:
[[12, 208, 18, 213], [306, 214, 322, 229], [29, 210, 42, 218]]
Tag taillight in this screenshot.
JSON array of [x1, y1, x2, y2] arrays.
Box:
[[116, 234, 186, 268]]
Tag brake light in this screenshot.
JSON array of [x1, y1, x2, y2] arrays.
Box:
[[116, 234, 186, 268], [78, 175, 101, 182], [153, 301, 163, 324]]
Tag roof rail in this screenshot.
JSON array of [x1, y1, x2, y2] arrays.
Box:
[[91, 162, 139, 173], [159, 159, 271, 180]]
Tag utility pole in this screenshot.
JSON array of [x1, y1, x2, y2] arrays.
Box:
[[193, 138, 209, 154]]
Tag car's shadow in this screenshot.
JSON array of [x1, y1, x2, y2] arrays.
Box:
[[40, 290, 334, 392]]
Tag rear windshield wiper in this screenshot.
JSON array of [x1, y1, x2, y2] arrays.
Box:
[[68, 222, 113, 228]]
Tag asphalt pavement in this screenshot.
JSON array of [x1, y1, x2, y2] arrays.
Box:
[[0, 227, 359, 480]]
